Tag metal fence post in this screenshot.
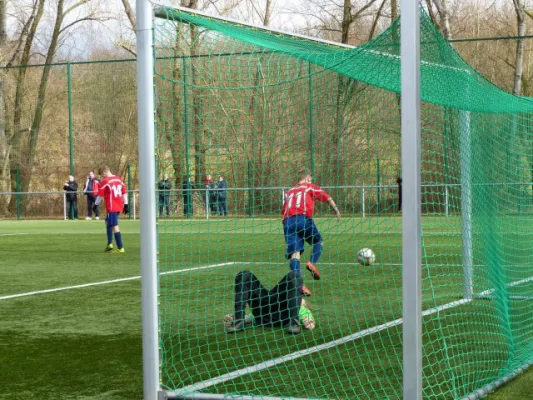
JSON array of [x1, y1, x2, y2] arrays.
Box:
[[128, 164, 132, 220], [362, 186, 366, 218], [133, 191, 137, 220], [445, 184, 449, 217], [248, 160, 253, 217], [16, 167, 21, 220], [308, 62, 315, 176], [206, 189, 209, 220], [376, 159, 381, 216], [67, 62, 74, 175]]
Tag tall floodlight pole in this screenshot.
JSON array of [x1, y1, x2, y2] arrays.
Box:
[[401, 0, 422, 399], [136, 1, 160, 400]]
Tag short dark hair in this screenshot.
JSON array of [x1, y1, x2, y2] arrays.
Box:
[[299, 169, 312, 181]]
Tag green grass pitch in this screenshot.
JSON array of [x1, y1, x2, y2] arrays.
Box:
[[0, 219, 532, 399]]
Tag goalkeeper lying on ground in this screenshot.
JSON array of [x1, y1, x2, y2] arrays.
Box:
[[225, 270, 316, 335]]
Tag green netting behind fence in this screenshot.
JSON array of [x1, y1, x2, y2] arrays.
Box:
[[154, 6, 533, 400]]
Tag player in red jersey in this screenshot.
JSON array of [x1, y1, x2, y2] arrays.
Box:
[[282, 169, 341, 296], [95, 166, 129, 253]]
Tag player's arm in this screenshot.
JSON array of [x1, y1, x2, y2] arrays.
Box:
[[122, 182, 129, 214], [328, 197, 341, 221], [311, 185, 341, 220], [95, 182, 106, 205]]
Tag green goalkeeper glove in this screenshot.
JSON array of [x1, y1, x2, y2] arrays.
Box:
[[299, 305, 316, 330]]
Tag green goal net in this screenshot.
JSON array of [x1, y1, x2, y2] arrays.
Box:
[[153, 6, 533, 399]]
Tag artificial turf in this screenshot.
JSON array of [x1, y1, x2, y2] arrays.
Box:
[[1, 219, 532, 399]]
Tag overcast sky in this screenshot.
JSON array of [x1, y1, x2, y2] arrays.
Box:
[[6, 0, 532, 63]]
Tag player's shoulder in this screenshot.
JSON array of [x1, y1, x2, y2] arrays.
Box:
[[108, 175, 124, 184], [303, 183, 322, 191]]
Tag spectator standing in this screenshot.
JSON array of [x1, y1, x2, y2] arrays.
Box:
[[396, 176, 402, 212], [182, 176, 193, 217], [206, 175, 218, 214], [158, 173, 172, 217], [217, 175, 228, 216], [63, 175, 78, 220], [83, 171, 100, 220]]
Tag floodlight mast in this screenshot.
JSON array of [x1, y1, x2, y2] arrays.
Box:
[[136, 1, 160, 400], [400, 0, 423, 399]]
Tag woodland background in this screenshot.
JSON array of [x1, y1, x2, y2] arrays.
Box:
[[1, 0, 533, 217]]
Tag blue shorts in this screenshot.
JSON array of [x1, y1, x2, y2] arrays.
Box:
[[283, 215, 322, 259], [106, 212, 119, 227]]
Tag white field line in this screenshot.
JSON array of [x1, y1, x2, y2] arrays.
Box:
[[0, 262, 241, 301], [0, 233, 29, 237], [176, 275, 533, 394], [254, 262, 532, 268]]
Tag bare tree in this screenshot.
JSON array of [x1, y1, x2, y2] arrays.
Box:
[[293, 0, 380, 43], [0, 0, 6, 46], [431, 0, 452, 40], [513, 0, 527, 95], [8, 0, 46, 210], [391, 0, 397, 21], [7, 0, 106, 213], [0, 80, 6, 213], [341, 0, 381, 43], [121, 0, 136, 31], [247, 0, 273, 196], [368, 0, 388, 40], [0, 0, 7, 211]]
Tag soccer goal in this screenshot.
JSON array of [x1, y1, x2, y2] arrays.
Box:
[[136, 1, 533, 399]]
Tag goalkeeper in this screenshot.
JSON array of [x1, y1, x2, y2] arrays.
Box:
[[225, 270, 316, 335]]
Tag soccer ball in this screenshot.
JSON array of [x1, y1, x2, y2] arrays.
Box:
[[357, 248, 376, 266]]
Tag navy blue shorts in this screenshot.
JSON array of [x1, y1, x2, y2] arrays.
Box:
[[283, 215, 322, 259], [106, 212, 119, 227]]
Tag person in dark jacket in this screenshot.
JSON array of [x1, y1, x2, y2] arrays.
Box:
[[182, 176, 193, 217], [225, 270, 303, 335], [206, 174, 218, 214], [217, 175, 228, 216], [158, 173, 172, 217], [63, 175, 78, 220], [396, 176, 402, 212], [83, 171, 100, 220]]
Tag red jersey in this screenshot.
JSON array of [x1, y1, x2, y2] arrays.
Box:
[[282, 183, 330, 219], [98, 175, 127, 213]]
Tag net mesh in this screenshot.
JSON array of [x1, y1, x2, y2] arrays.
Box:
[[154, 6, 533, 399]]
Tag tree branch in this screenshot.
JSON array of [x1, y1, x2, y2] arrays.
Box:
[[120, 0, 136, 31], [63, 0, 91, 17], [352, 0, 379, 20], [59, 16, 111, 34], [117, 41, 137, 56], [368, 0, 387, 41]]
